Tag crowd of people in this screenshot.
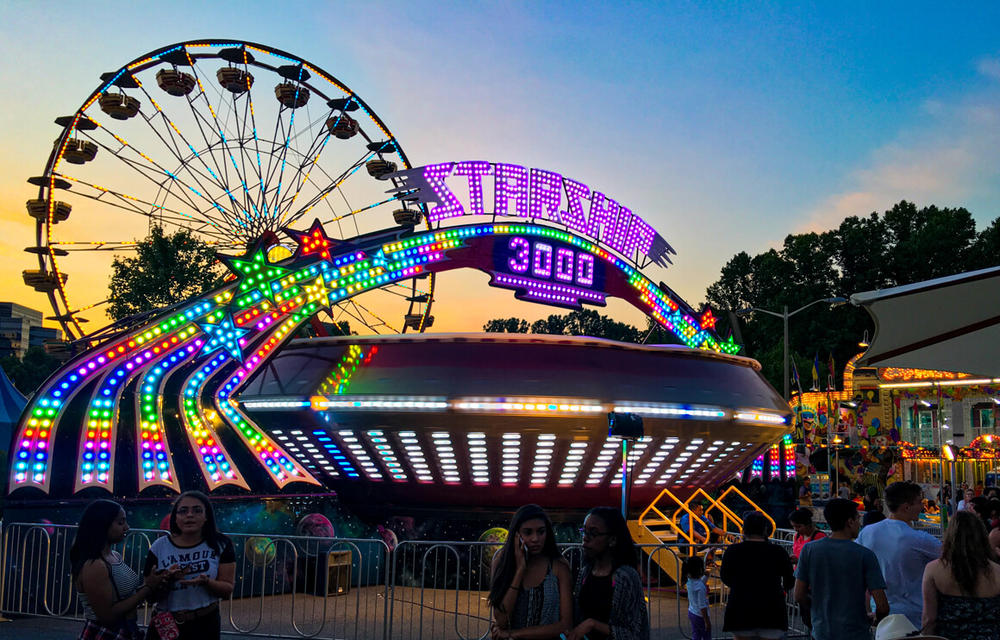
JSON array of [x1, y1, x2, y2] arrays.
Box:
[[69, 480, 1000, 640], [71, 497, 652, 640]]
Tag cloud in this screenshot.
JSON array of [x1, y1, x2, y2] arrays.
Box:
[[978, 56, 1000, 82], [796, 81, 1000, 233]]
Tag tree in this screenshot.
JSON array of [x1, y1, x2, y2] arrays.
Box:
[[1, 347, 63, 395], [482, 317, 529, 333], [108, 227, 224, 321], [483, 309, 659, 343], [705, 200, 1000, 392]]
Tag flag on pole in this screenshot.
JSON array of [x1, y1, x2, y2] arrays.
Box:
[[811, 354, 820, 391], [828, 353, 837, 391], [790, 357, 803, 397]]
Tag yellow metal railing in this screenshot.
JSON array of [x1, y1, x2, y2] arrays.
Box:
[[635, 485, 776, 552], [716, 485, 776, 534]]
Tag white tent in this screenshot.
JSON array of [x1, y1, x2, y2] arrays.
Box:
[[852, 266, 1000, 377]]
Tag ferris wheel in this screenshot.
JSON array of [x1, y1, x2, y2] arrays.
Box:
[[25, 39, 434, 341]]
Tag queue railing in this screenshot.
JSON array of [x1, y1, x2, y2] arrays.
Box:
[[2, 521, 812, 639]]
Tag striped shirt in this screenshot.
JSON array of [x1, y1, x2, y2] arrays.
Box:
[[79, 552, 141, 621]]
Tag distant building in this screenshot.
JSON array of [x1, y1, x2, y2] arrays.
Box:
[[0, 303, 62, 359]]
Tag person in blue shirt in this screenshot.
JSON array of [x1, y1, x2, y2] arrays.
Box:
[[794, 498, 889, 640], [857, 481, 941, 628], [679, 502, 725, 544]]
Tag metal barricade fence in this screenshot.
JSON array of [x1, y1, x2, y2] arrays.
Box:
[[2, 521, 810, 639], [224, 531, 389, 639]]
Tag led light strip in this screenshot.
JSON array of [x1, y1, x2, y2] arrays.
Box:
[[559, 440, 589, 486], [307, 397, 448, 411], [651, 438, 679, 485], [586, 438, 618, 485], [431, 431, 461, 484], [135, 338, 203, 492], [492, 272, 607, 307], [366, 430, 408, 482], [337, 430, 383, 480], [734, 412, 788, 425], [310, 428, 357, 477], [613, 403, 726, 419], [454, 398, 605, 414], [500, 432, 522, 486], [530, 434, 556, 487], [397, 431, 433, 483], [179, 352, 248, 490], [468, 432, 489, 485], [783, 433, 795, 477]]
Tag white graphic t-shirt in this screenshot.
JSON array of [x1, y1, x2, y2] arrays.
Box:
[[145, 535, 235, 611]]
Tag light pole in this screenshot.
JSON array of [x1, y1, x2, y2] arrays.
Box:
[[736, 297, 847, 401]]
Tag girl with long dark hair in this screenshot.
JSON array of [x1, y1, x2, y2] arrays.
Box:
[[567, 506, 649, 640], [144, 491, 235, 640], [71, 499, 166, 640], [488, 504, 572, 640], [922, 510, 1000, 638]]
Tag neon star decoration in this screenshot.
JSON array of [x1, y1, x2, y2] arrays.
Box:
[[700, 309, 717, 330], [222, 250, 292, 304], [8, 218, 738, 497], [286, 218, 337, 262], [199, 314, 250, 362]]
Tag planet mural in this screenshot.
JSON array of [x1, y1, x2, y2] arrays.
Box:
[[295, 513, 335, 557], [245, 536, 276, 568], [376, 525, 398, 553], [478, 527, 508, 569]]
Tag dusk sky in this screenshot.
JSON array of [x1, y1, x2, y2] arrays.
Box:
[[1, 2, 998, 334]]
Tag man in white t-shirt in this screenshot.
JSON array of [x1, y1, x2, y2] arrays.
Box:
[[857, 481, 942, 628]]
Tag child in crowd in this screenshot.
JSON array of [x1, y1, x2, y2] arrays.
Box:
[[686, 555, 710, 640]]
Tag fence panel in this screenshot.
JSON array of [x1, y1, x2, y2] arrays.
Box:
[[224, 532, 389, 639]]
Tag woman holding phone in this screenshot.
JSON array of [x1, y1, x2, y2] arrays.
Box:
[[144, 491, 235, 640], [488, 504, 573, 640]]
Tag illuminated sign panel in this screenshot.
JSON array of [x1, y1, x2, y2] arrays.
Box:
[[490, 235, 607, 309], [387, 162, 675, 267]]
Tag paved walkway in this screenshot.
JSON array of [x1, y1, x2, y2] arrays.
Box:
[[0, 616, 249, 639], [0, 611, 700, 639]]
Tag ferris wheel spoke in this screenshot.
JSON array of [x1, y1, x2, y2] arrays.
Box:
[[348, 298, 400, 334], [132, 81, 250, 233], [240, 81, 268, 223], [378, 282, 429, 301], [274, 127, 339, 226], [318, 194, 399, 226], [76, 129, 212, 218], [180, 53, 262, 228], [290, 150, 374, 226], [262, 105, 300, 221], [54, 173, 235, 242]]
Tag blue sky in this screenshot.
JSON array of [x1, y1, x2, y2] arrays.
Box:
[[1, 1, 998, 331]]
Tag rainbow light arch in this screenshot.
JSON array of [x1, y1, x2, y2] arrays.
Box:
[[10, 220, 738, 497]]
